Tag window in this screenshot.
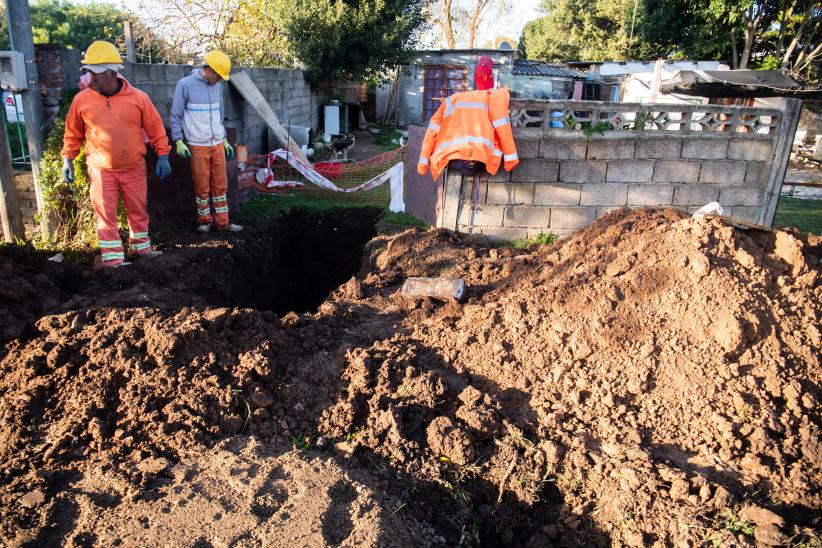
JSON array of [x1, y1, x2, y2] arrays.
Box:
[[423, 65, 467, 121]]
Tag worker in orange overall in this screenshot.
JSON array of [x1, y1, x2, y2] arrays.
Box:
[[170, 50, 242, 233], [61, 40, 171, 267]]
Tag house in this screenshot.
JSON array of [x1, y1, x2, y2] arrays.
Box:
[[377, 49, 585, 126], [568, 60, 729, 104]]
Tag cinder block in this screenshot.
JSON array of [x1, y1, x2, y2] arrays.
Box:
[[149, 64, 165, 81], [549, 207, 597, 229], [727, 139, 773, 162], [131, 63, 152, 83], [698, 161, 747, 184], [517, 138, 540, 159], [164, 64, 186, 81], [719, 187, 761, 207], [606, 160, 655, 183], [533, 183, 582, 206], [682, 138, 729, 159], [627, 184, 675, 206], [559, 160, 607, 183], [487, 168, 510, 182], [745, 161, 768, 185], [728, 206, 759, 223], [587, 139, 635, 160], [596, 206, 625, 219], [540, 139, 587, 160], [672, 185, 720, 206], [635, 137, 682, 159], [487, 182, 534, 205], [653, 160, 701, 183], [580, 183, 628, 206], [460, 179, 488, 204], [457, 204, 505, 226], [479, 226, 529, 241], [503, 206, 551, 228], [511, 159, 559, 182]]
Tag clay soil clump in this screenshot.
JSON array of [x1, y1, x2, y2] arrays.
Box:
[[0, 207, 819, 547]]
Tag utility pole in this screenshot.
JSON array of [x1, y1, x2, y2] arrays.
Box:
[[0, 117, 25, 242], [5, 0, 48, 236], [124, 21, 135, 63]]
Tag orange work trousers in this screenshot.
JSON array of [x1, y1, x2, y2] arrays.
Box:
[[190, 144, 229, 228], [88, 163, 151, 267]]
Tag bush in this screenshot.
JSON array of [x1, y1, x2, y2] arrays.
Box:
[[35, 89, 97, 247]]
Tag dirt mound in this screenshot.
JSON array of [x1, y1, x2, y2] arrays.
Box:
[[1, 207, 819, 546]]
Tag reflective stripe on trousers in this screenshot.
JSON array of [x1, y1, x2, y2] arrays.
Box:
[[88, 163, 149, 266], [190, 143, 230, 227]]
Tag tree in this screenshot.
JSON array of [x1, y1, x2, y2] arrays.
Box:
[[279, 0, 431, 84], [428, 0, 510, 49], [518, 0, 638, 61], [635, 0, 821, 81], [0, 0, 182, 63]]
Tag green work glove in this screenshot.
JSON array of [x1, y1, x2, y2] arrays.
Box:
[[175, 139, 191, 158], [223, 138, 234, 160]]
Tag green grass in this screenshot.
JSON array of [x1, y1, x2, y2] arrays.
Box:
[[493, 231, 558, 249], [235, 177, 427, 234], [773, 196, 822, 235]]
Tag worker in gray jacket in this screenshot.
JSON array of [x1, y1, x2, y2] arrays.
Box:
[[170, 50, 242, 232]]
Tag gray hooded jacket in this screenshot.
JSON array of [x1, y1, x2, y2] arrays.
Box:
[[170, 69, 225, 146]]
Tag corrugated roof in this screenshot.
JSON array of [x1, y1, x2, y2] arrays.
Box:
[[513, 61, 587, 78]]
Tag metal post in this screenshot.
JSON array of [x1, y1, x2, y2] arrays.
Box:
[[0, 115, 25, 242], [6, 0, 49, 236], [759, 98, 802, 227], [124, 21, 135, 63]]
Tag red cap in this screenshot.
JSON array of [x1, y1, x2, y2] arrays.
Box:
[[474, 55, 494, 90]]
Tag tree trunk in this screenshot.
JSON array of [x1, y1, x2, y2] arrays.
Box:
[[443, 0, 456, 49], [730, 28, 739, 69], [782, 3, 814, 70], [740, 25, 754, 69], [467, 0, 490, 49]]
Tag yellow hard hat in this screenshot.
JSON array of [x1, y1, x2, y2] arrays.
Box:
[[81, 40, 123, 65], [204, 50, 231, 81]]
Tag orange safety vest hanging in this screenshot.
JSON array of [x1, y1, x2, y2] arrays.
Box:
[[417, 86, 519, 180]]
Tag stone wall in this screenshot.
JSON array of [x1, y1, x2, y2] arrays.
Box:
[[407, 99, 801, 239]]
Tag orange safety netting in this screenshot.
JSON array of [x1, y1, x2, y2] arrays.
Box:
[[241, 146, 408, 193]]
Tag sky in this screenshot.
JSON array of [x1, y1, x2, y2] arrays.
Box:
[[79, 0, 545, 51]]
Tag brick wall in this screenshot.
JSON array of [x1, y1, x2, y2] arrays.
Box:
[[408, 99, 800, 240], [13, 172, 36, 221]]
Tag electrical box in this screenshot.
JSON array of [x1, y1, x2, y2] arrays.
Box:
[[0, 51, 28, 91]]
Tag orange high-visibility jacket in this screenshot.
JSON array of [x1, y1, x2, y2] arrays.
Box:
[[417, 86, 518, 180], [62, 76, 171, 171]]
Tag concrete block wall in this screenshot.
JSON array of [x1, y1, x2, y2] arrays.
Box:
[[122, 64, 315, 155], [34, 45, 317, 156], [438, 131, 778, 240]]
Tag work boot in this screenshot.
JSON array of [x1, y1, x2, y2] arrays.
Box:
[[217, 223, 243, 232], [196, 223, 211, 233], [110, 261, 132, 268], [140, 249, 164, 259]]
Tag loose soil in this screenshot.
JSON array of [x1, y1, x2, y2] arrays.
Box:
[[0, 207, 819, 547]]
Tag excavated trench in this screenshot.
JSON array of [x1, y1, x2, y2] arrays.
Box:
[[1, 208, 381, 346], [216, 208, 380, 314]]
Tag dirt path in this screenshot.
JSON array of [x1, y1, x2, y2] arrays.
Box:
[[0, 207, 819, 547]]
